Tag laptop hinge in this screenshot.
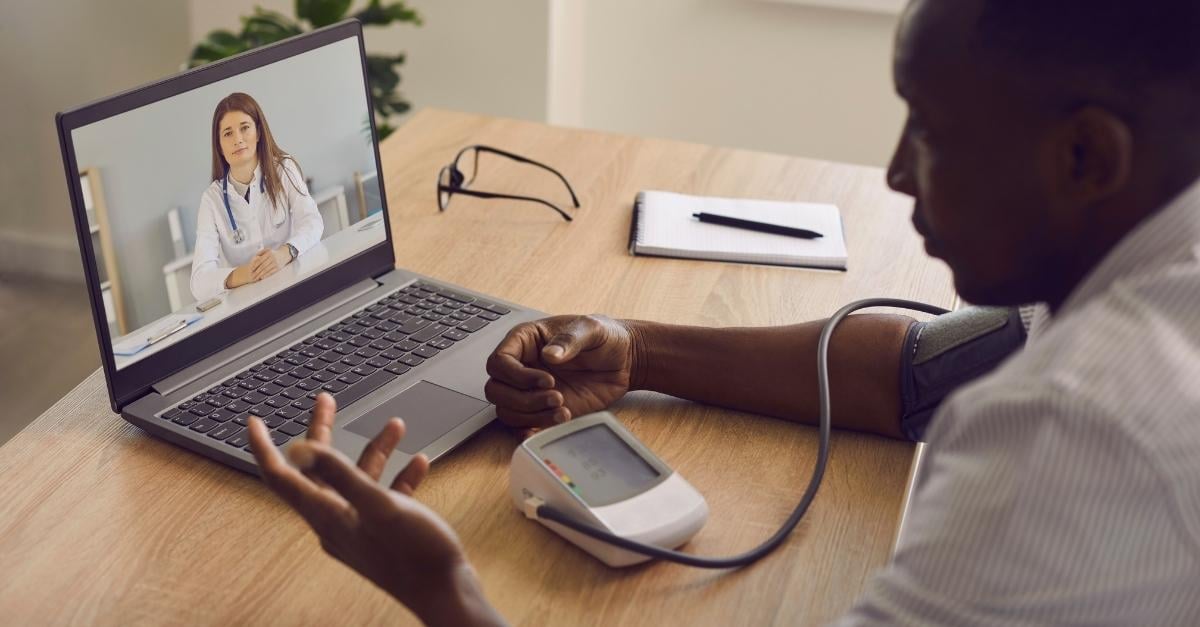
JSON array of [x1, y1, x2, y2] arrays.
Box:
[[152, 277, 382, 398]]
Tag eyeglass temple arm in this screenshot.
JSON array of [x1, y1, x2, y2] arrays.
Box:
[[439, 186, 574, 222], [467, 145, 581, 208]]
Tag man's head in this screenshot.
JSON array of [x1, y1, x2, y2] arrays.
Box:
[[888, 0, 1200, 308]]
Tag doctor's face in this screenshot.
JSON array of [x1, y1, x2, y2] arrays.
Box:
[[219, 111, 259, 171]]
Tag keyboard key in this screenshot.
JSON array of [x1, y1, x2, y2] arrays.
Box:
[[189, 405, 212, 417], [221, 388, 243, 399], [261, 414, 287, 429], [332, 369, 398, 408], [178, 401, 195, 411], [340, 355, 365, 367], [276, 406, 302, 419], [225, 431, 251, 448], [190, 419, 219, 433], [398, 339, 422, 352], [268, 431, 291, 447], [354, 347, 380, 359], [249, 403, 276, 417], [366, 357, 390, 369], [348, 336, 371, 348], [254, 371, 279, 383], [375, 321, 399, 333], [434, 307, 455, 316], [280, 386, 307, 400], [369, 339, 391, 351], [265, 396, 290, 409], [226, 400, 251, 413], [477, 311, 501, 321], [458, 317, 490, 333], [296, 379, 320, 391], [397, 319, 431, 335], [275, 374, 300, 388], [442, 328, 469, 342], [173, 412, 200, 426], [334, 344, 356, 355], [437, 288, 476, 304], [327, 363, 350, 375], [291, 366, 316, 379], [257, 383, 284, 397], [412, 323, 452, 343], [360, 328, 384, 340], [428, 337, 455, 350], [238, 379, 259, 391], [450, 311, 471, 321], [270, 362, 294, 374], [399, 354, 425, 367], [162, 408, 182, 421], [412, 345, 440, 359], [351, 365, 377, 377], [385, 363, 412, 376], [338, 372, 363, 385], [206, 396, 230, 409], [474, 299, 511, 315], [207, 409, 235, 423], [381, 349, 406, 361], [278, 421, 308, 437], [321, 381, 348, 393], [208, 424, 242, 441], [312, 371, 334, 383], [295, 412, 313, 426]]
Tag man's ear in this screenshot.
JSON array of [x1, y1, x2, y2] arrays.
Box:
[[1056, 106, 1134, 204]]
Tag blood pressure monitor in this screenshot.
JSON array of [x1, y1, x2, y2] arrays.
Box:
[[509, 411, 709, 567]]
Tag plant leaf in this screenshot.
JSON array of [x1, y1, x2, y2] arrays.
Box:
[[354, 0, 423, 27], [296, 0, 352, 28]]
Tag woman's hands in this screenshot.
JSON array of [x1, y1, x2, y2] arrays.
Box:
[[484, 315, 642, 432], [248, 393, 504, 626], [224, 247, 293, 289]]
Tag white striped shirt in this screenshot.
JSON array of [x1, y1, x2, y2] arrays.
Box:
[[838, 177, 1200, 625]]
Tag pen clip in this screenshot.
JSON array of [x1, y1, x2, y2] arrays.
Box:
[[147, 319, 188, 345]]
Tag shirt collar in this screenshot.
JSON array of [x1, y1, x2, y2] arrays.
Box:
[[1057, 175, 1200, 317]]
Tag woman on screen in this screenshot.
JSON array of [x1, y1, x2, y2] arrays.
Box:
[[190, 92, 324, 301]]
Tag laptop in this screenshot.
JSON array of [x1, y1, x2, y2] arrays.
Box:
[[56, 20, 544, 478]]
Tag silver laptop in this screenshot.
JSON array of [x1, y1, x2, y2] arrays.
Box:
[[56, 21, 543, 477]]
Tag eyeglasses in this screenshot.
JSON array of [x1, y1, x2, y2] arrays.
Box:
[[437, 145, 580, 222]]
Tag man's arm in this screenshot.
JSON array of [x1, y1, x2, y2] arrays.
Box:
[[629, 315, 917, 439]]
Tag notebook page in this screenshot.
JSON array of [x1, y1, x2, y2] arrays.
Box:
[[635, 191, 847, 268]]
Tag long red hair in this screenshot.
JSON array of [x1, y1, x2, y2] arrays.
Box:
[[209, 92, 305, 208]]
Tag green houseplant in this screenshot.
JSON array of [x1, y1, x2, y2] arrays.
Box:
[[189, 0, 422, 139]]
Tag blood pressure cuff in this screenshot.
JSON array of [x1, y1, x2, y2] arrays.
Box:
[[898, 306, 1028, 442]]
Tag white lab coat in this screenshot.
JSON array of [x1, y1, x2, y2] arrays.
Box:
[[190, 158, 323, 301]]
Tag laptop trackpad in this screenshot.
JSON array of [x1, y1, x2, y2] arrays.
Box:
[[344, 381, 489, 454]]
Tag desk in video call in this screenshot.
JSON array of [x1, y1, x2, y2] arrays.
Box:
[[112, 215, 386, 369]]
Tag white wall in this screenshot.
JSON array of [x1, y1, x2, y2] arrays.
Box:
[[573, 0, 905, 167], [0, 0, 190, 281]]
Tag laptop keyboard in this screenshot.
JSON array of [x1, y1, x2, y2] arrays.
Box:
[[154, 281, 511, 452]]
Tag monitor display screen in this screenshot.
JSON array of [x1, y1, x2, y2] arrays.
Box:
[[70, 35, 385, 370], [541, 424, 662, 507]]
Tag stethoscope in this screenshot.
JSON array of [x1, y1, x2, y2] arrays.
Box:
[[221, 168, 265, 245]]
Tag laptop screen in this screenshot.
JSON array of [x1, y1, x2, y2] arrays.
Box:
[[69, 33, 385, 372]]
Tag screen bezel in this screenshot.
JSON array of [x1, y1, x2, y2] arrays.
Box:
[[55, 20, 395, 412]]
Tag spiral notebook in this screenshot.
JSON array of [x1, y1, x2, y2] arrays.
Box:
[[629, 191, 848, 270]]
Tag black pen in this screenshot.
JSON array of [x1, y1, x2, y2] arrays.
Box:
[[692, 212, 823, 239]]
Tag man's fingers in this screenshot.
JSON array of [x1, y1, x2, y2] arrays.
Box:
[[541, 316, 605, 365], [307, 393, 337, 444], [357, 418, 405, 481], [484, 379, 563, 413], [487, 329, 555, 390], [248, 418, 350, 535], [294, 441, 391, 513], [495, 404, 570, 429], [390, 453, 429, 496]]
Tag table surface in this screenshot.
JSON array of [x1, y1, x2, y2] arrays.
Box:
[[113, 213, 386, 369], [0, 109, 954, 626]]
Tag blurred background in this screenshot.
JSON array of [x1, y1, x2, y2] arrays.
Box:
[[0, 0, 904, 445]]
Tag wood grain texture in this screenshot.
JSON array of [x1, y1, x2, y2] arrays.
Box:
[[0, 109, 955, 626]]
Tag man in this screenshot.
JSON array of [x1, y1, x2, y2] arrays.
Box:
[[248, 0, 1200, 623]]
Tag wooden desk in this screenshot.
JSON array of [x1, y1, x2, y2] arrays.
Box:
[[0, 109, 954, 625]]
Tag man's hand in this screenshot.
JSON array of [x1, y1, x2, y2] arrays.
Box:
[[485, 314, 640, 431], [247, 393, 504, 625], [252, 246, 291, 281]]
